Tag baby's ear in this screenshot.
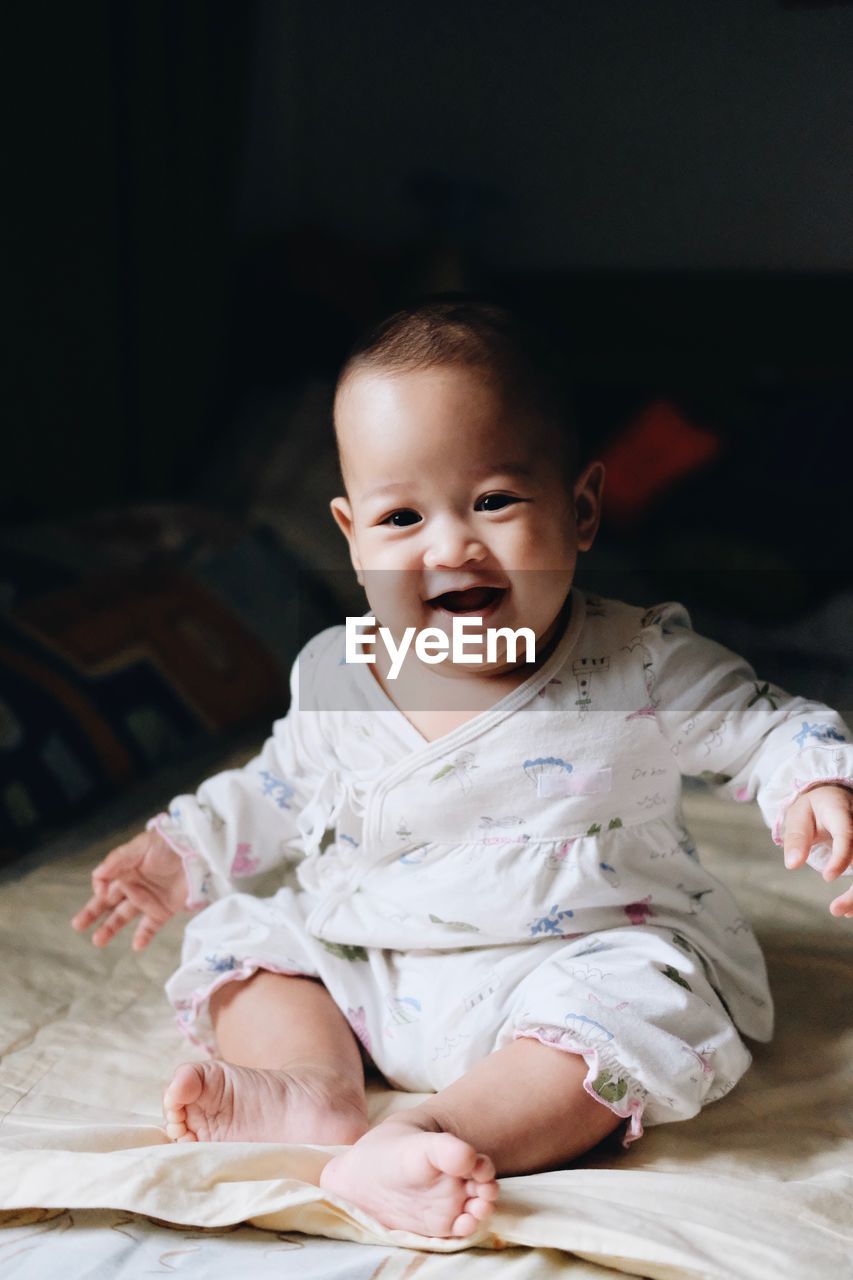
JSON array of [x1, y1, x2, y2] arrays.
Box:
[[329, 497, 363, 579], [573, 460, 606, 552]]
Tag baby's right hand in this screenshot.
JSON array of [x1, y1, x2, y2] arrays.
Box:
[[70, 828, 189, 951]]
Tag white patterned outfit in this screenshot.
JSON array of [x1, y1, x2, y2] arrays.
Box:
[[156, 590, 853, 1145]]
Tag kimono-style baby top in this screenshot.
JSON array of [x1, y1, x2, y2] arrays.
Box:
[[157, 589, 853, 1141]]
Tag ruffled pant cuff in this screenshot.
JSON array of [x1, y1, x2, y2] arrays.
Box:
[[513, 1026, 647, 1147]]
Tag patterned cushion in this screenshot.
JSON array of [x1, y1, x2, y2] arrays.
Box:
[[0, 506, 338, 861]]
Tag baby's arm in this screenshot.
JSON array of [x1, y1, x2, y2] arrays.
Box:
[[641, 602, 853, 911], [148, 702, 332, 909], [72, 641, 335, 947]]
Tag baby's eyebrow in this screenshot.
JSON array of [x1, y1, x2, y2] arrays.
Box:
[[363, 481, 414, 500], [483, 463, 535, 481], [363, 465, 534, 501]]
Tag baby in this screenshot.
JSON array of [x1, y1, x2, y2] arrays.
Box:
[[71, 296, 853, 1240]]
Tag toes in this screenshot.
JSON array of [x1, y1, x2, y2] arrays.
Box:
[[163, 1062, 206, 1112], [426, 1132, 481, 1180], [465, 1177, 499, 1200], [463, 1195, 495, 1222], [470, 1153, 496, 1182], [450, 1211, 479, 1237]]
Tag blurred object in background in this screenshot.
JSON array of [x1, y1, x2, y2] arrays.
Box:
[[0, 507, 337, 861], [599, 400, 722, 527]]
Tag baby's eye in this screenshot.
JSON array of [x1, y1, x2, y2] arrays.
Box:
[[381, 509, 422, 528], [475, 493, 522, 512]]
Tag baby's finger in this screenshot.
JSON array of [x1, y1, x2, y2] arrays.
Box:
[[817, 801, 853, 880], [829, 883, 853, 917], [782, 799, 816, 869], [131, 915, 162, 951], [92, 859, 129, 897], [91, 898, 140, 947], [71, 892, 113, 932]]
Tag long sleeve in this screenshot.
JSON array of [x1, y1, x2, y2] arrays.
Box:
[[640, 602, 853, 844], [148, 637, 336, 907]]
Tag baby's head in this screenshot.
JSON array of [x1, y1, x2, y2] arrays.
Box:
[[330, 293, 605, 667]]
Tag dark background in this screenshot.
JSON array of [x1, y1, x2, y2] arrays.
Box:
[[7, 0, 852, 552], [7, 1, 852, 548], [3, 0, 853, 850]]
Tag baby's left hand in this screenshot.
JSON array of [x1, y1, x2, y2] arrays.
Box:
[[782, 784, 853, 917]]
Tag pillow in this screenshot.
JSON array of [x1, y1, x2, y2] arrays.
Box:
[[0, 506, 339, 862], [194, 377, 365, 615]]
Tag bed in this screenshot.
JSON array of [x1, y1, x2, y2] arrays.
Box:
[[1, 764, 851, 1279]]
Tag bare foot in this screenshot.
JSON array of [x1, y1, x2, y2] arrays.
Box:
[[319, 1118, 499, 1237], [163, 1060, 369, 1145]]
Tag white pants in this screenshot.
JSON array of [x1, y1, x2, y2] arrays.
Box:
[[165, 887, 754, 1147]]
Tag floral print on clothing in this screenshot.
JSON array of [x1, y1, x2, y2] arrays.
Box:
[[546, 838, 577, 870], [592, 1069, 629, 1103], [572, 655, 610, 717], [522, 757, 573, 788], [793, 722, 846, 748], [430, 752, 478, 793], [623, 897, 655, 926], [384, 995, 422, 1036], [748, 682, 779, 711], [564, 1012, 614, 1043], [231, 843, 260, 876], [428, 914, 480, 933], [321, 940, 368, 962], [662, 964, 692, 991], [347, 1006, 372, 1055], [258, 770, 296, 809], [529, 904, 575, 936]]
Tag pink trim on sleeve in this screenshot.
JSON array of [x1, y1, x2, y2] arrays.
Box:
[[771, 778, 853, 845], [146, 812, 209, 910]]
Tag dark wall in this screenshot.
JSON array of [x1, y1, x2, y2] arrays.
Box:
[[6, 0, 853, 544], [241, 0, 853, 270], [6, 3, 256, 523]]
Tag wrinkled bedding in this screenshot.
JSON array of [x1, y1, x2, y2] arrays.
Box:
[[1, 779, 851, 1278]]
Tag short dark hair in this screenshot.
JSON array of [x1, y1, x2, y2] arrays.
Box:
[[333, 291, 580, 480]]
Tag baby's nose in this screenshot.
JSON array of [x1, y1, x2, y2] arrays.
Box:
[[422, 517, 487, 569]]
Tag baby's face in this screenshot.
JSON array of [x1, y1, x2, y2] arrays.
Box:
[[331, 364, 603, 672]]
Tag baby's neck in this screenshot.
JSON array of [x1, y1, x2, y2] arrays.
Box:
[[371, 663, 528, 743]]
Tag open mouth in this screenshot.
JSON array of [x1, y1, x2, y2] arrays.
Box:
[[426, 586, 506, 615]]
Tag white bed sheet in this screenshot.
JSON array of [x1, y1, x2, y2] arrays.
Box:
[[1, 780, 851, 1279]]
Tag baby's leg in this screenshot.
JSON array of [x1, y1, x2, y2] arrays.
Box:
[[164, 972, 369, 1145], [319, 1036, 621, 1237]]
